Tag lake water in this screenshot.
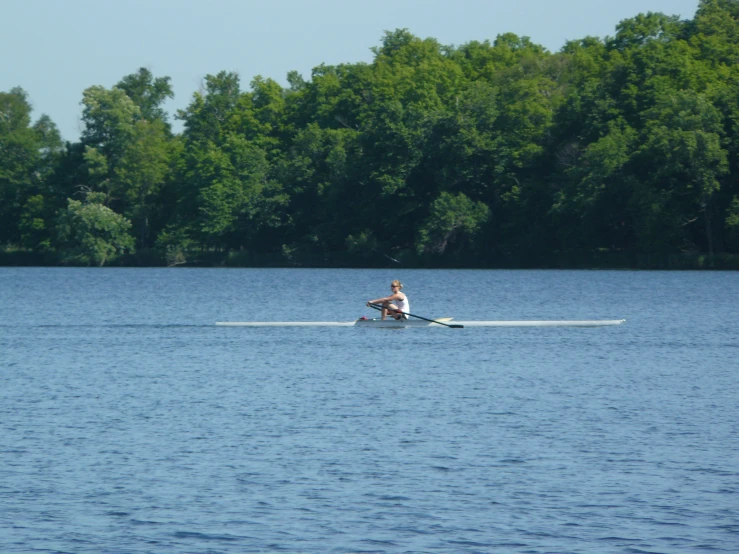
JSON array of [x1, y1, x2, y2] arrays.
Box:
[[0, 268, 737, 553]]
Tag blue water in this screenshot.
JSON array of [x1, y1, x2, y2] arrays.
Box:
[[1, 268, 737, 553]]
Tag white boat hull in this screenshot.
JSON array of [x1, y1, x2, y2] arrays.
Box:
[[454, 319, 626, 327], [354, 318, 453, 327], [216, 318, 626, 328]]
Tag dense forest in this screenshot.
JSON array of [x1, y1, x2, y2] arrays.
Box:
[[2, 0, 739, 268]]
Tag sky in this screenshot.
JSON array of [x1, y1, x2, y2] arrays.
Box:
[[2, 0, 700, 142]]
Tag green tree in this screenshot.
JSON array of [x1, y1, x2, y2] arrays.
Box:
[[79, 73, 175, 248], [458, 34, 560, 254], [417, 192, 489, 254], [550, 121, 637, 251], [177, 71, 242, 146], [172, 72, 290, 253], [19, 194, 51, 251], [114, 119, 171, 246], [276, 123, 361, 254], [689, 0, 739, 251], [81, 85, 140, 166], [10, 6, 739, 266], [116, 67, 174, 126], [55, 193, 135, 266], [634, 90, 728, 253], [0, 87, 62, 247], [690, 0, 739, 66], [346, 30, 466, 250]]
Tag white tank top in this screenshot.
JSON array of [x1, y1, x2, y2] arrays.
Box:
[[396, 294, 409, 315]]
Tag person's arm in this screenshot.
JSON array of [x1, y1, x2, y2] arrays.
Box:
[[367, 292, 402, 305]]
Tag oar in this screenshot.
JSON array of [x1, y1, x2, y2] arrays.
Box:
[[368, 303, 464, 328]]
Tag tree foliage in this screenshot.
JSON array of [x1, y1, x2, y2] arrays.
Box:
[[4, 1, 739, 266], [55, 193, 135, 266]]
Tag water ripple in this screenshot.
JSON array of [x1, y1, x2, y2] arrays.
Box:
[[1, 268, 737, 552]]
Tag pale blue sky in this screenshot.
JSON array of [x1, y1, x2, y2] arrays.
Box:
[[2, 0, 700, 142]]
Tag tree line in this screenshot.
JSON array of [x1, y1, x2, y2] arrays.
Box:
[[2, 0, 739, 268]]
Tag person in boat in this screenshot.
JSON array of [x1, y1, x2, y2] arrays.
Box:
[[367, 280, 410, 320]]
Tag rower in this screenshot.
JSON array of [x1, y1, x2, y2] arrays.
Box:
[[366, 280, 410, 320]]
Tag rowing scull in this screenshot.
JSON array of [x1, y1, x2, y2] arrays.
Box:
[[215, 318, 626, 328]]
